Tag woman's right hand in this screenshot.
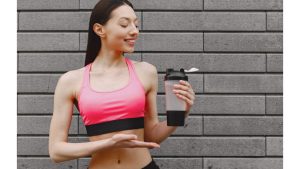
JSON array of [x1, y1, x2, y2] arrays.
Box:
[[110, 133, 160, 149]]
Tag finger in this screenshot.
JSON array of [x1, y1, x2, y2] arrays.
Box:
[[178, 80, 195, 95], [173, 83, 189, 91], [174, 89, 193, 100], [123, 134, 138, 141], [130, 140, 160, 148], [179, 80, 192, 88], [129, 142, 158, 148], [113, 134, 137, 141], [174, 83, 194, 96], [175, 93, 194, 106]]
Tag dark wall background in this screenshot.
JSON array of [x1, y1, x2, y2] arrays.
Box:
[[17, 0, 283, 169]]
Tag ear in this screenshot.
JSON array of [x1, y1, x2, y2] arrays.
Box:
[[93, 23, 106, 38]]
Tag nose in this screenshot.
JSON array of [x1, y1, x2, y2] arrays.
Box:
[[130, 24, 139, 36]]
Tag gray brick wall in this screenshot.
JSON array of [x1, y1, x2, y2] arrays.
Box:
[[17, 0, 283, 169]]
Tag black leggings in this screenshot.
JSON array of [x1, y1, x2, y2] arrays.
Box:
[[87, 158, 160, 169], [142, 158, 160, 169]]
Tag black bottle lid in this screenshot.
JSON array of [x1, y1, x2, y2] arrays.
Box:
[[164, 68, 188, 81]]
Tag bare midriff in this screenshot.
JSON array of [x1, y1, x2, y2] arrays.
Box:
[[87, 128, 153, 169]]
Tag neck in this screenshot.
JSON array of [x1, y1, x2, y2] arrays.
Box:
[[92, 49, 125, 72]]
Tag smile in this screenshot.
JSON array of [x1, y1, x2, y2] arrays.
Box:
[[125, 39, 135, 45]]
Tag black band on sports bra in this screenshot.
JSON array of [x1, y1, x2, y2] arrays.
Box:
[[85, 116, 145, 136]]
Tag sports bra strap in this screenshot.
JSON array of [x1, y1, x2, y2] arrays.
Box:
[[125, 57, 138, 82], [82, 63, 92, 88]]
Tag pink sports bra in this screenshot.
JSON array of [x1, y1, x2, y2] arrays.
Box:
[[77, 57, 146, 136]]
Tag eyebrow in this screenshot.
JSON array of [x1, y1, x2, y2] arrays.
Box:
[[119, 17, 138, 21]]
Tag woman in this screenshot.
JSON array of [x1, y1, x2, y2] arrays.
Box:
[[48, 0, 195, 169]]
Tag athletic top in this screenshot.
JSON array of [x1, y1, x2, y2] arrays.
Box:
[[78, 57, 146, 136]]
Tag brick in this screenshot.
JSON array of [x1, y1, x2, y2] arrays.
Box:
[[17, 0, 79, 10], [141, 33, 202, 52], [17, 12, 20, 30], [143, 12, 265, 31], [18, 158, 77, 169], [267, 54, 283, 72], [143, 53, 266, 72], [17, 74, 60, 93], [267, 137, 283, 156], [150, 137, 265, 156], [266, 95, 283, 114], [79, 116, 203, 136], [267, 12, 283, 31], [204, 158, 282, 169], [19, 12, 90, 30], [18, 115, 78, 134], [19, 12, 141, 31], [204, 0, 282, 10], [204, 33, 282, 52], [153, 158, 202, 169], [204, 74, 283, 93], [199, 95, 265, 114], [17, 95, 79, 115], [204, 116, 283, 135], [80, 0, 203, 10], [18, 53, 84, 72], [18, 33, 79, 51], [80, 32, 203, 52]]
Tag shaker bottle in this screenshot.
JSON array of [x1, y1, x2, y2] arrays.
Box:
[[164, 68, 188, 126]]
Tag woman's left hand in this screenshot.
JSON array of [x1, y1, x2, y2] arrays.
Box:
[[172, 80, 195, 118]]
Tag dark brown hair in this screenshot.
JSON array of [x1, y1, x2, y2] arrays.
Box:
[[84, 0, 134, 66]]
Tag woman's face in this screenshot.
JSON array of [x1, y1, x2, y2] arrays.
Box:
[[95, 5, 139, 53]]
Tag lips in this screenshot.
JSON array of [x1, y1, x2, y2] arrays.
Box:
[[124, 38, 136, 45], [125, 39, 135, 42]]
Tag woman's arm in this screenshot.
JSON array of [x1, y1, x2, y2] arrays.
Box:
[[49, 138, 113, 163], [143, 63, 178, 144], [48, 71, 114, 163], [143, 63, 195, 144]]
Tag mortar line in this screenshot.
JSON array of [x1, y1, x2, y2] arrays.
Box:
[[266, 11, 268, 31]]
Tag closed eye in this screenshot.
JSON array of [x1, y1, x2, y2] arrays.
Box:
[[121, 25, 139, 28]]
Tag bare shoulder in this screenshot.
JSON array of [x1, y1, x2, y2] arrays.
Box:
[[59, 67, 84, 85], [132, 60, 157, 77], [56, 67, 85, 100], [130, 59, 158, 94]]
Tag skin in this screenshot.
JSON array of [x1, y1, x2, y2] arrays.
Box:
[[48, 4, 195, 169]]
